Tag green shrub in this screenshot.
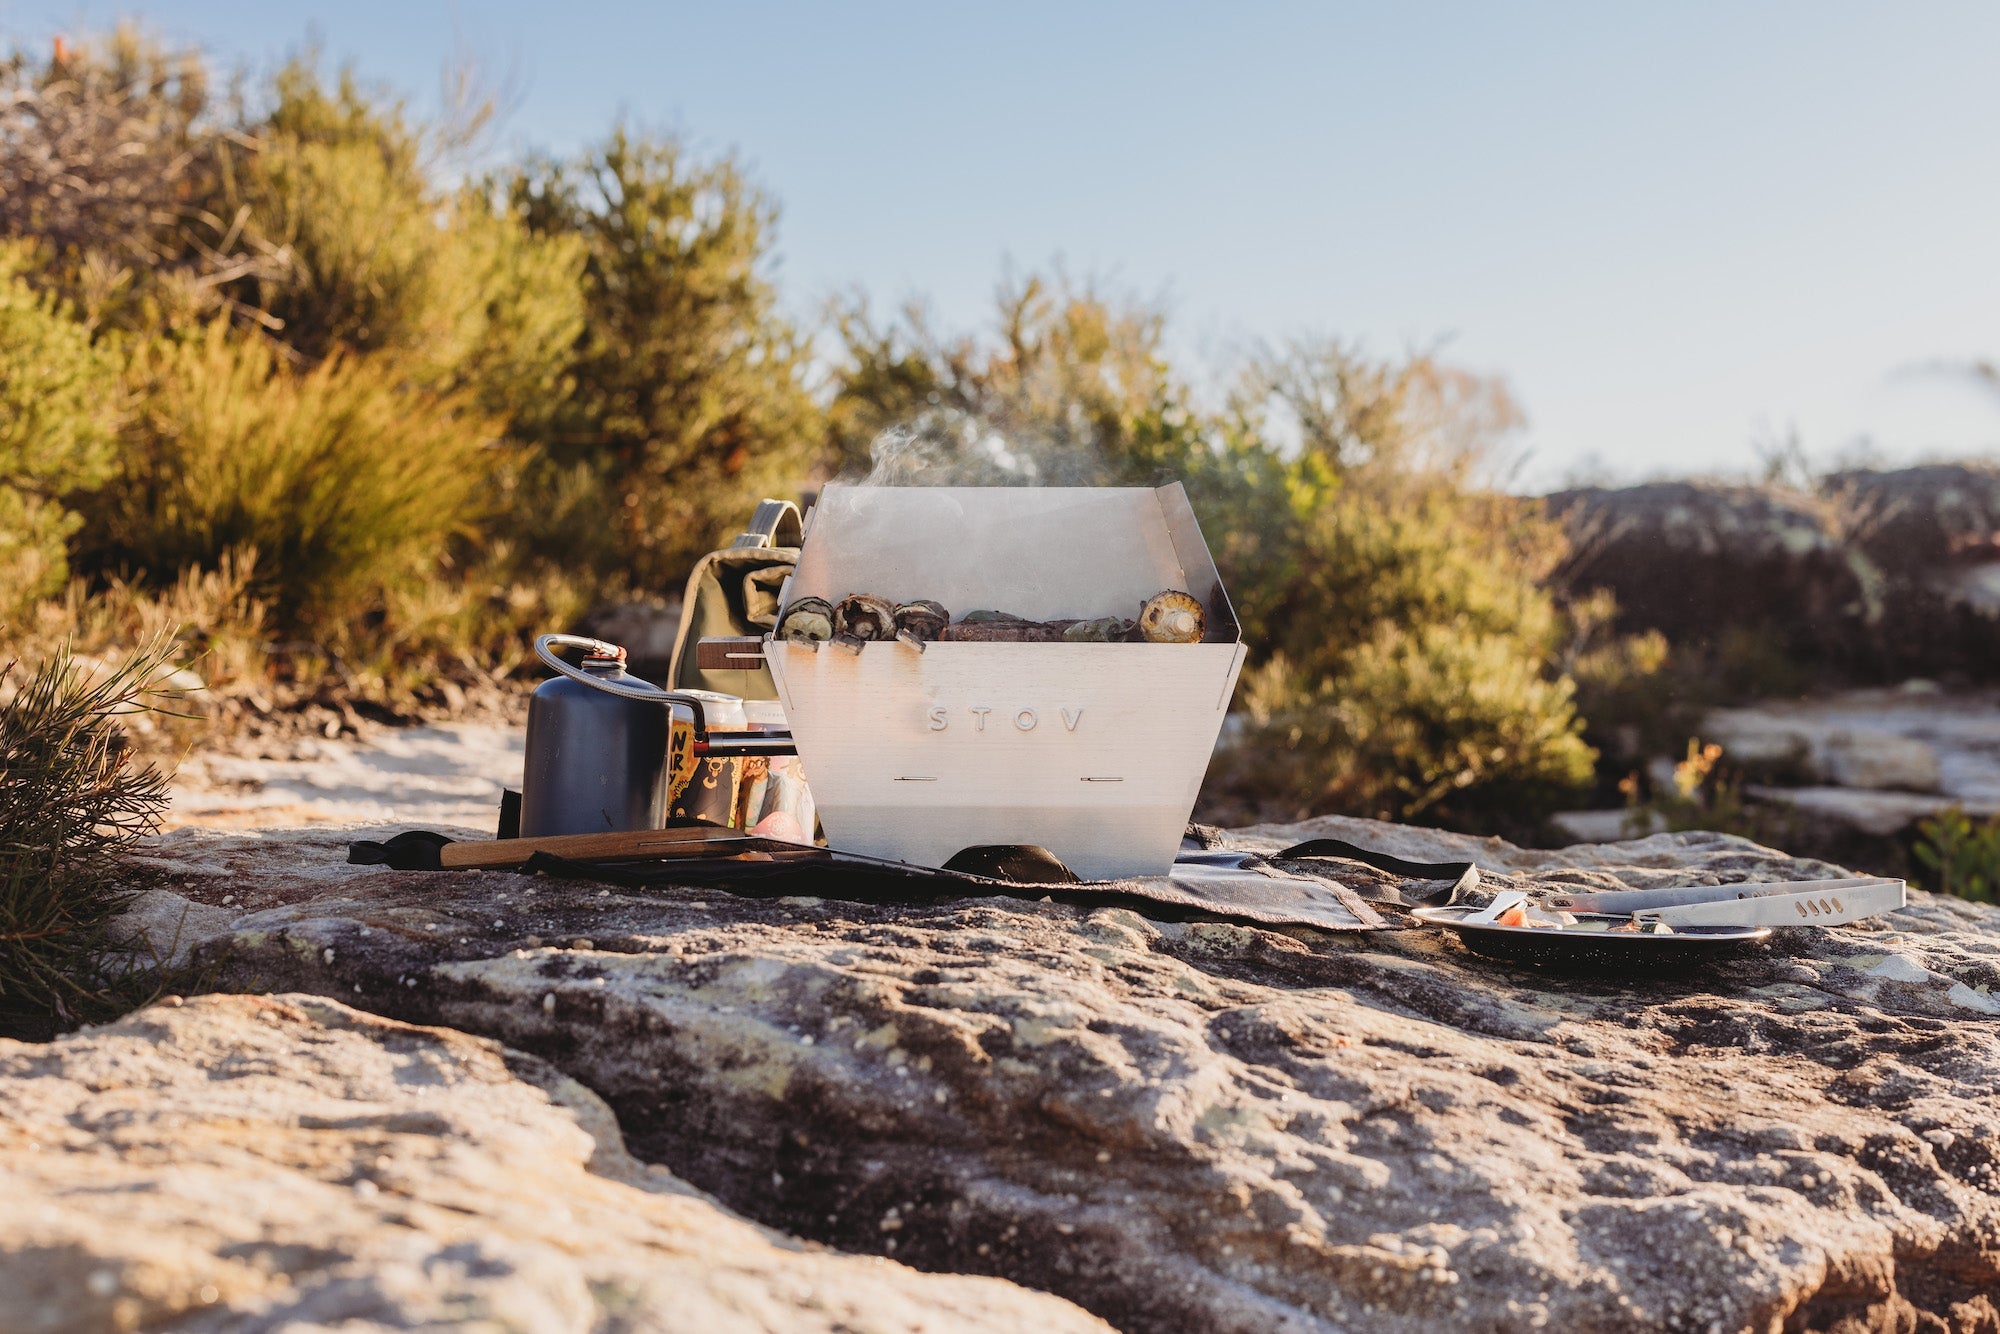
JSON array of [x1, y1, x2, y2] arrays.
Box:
[[0, 242, 121, 620], [1198, 343, 1596, 826], [0, 643, 175, 1038], [0, 26, 277, 334], [507, 128, 821, 588], [201, 59, 587, 418], [1913, 806, 2000, 904], [86, 323, 497, 642]]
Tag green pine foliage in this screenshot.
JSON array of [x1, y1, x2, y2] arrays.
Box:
[[0, 643, 175, 1038]]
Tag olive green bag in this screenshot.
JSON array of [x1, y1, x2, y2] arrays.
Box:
[[666, 499, 802, 699]]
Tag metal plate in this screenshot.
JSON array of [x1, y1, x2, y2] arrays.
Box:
[[1412, 905, 1773, 972]]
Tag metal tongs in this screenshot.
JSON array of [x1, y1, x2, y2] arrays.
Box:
[[1541, 877, 1906, 929]]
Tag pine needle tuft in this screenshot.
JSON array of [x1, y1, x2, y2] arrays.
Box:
[[0, 641, 175, 1038]]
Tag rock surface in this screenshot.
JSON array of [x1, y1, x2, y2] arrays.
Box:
[[168, 723, 522, 831], [0, 991, 1106, 1333], [101, 818, 2000, 1332], [1701, 689, 2000, 856], [1546, 480, 1871, 667]]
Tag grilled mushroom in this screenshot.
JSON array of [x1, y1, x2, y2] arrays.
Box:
[[1062, 616, 1137, 643], [775, 596, 834, 643], [956, 609, 1025, 624], [939, 620, 1063, 642], [833, 594, 898, 640], [1138, 590, 1205, 644], [893, 599, 950, 641]]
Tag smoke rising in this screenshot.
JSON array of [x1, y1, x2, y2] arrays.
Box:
[[850, 407, 1164, 488]]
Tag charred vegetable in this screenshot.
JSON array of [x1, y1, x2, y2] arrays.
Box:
[[1063, 616, 1136, 643], [957, 609, 1024, 624], [893, 599, 950, 641], [939, 620, 1062, 642], [1138, 590, 1205, 644], [833, 594, 898, 640], [775, 596, 834, 643]]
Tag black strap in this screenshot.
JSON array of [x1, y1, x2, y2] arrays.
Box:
[[1271, 837, 1481, 907]]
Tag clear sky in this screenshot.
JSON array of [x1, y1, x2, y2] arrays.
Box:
[[7, 1, 1999, 490]]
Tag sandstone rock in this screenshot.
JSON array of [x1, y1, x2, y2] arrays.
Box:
[[1546, 808, 1654, 845], [0, 991, 1106, 1333], [1546, 466, 2000, 683], [1826, 464, 2000, 577], [1703, 707, 1942, 793], [1545, 480, 1871, 666], [1817, 728, 1943, 793], [1699, 708, 1816, 781], [1744, 786, 2000, 841], [112, 819, 2000, 1332]]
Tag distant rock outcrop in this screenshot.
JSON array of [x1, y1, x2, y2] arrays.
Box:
[[1546, 464, 2000, 682], [63, 820, 2000, 1332]]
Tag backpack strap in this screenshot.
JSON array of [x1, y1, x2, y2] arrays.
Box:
[[668, 499, 802, 692], [731, 498, 803, 550], [1270, 837, 1482, 906]]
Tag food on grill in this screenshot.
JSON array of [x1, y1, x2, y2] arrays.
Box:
[[1493, 907, 1675, 934], [893, 599, 950, 641], [833, 594, 898, 640], [1063, 616, 1137, 643], [786, 592, 1207, 645], [939, 619, 1063, 642], [1138, 590, 1205, 644], [775, 596, 834, 643]]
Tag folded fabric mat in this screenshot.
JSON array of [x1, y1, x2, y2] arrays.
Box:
[[347, 823, 1483, 933]]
